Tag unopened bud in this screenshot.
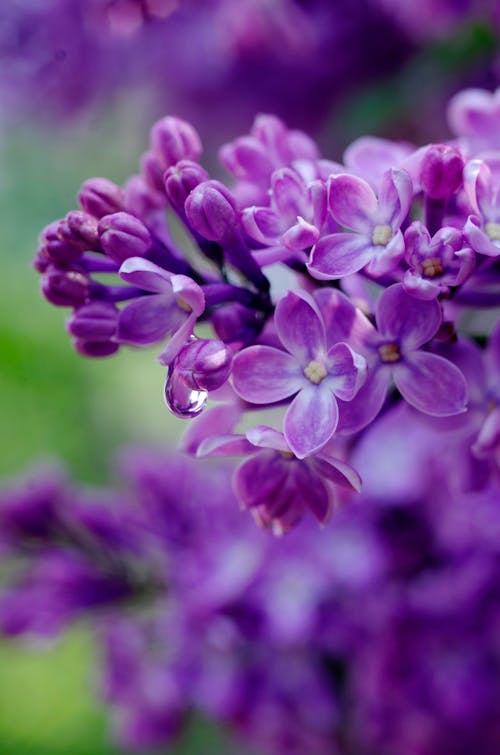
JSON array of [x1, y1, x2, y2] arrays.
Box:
[[67, 301, 119, 341], [41, 266, 90, 307], [65, 211, 100, 248], [150, 116, 202, 169], [78, 178, 124, 219], [175, 338, 233, 391], [164, 160, 209, 210], [98, 212, 151, 264], [420, 144, 464, 200], [39, 221, 82, 265], [184, 180, 238, 241]]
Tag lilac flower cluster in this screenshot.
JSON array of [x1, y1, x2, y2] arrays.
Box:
[[1, 421, 499, 753], [35, 87, 500, 534]]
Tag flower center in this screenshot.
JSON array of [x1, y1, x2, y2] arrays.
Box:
[[304, 360, 327, 384], [421, 257, 444, 278], [279, 450, 294, 460], [372, 224, 393, 246], [378, 343, 401, 363], [485, 221, 500, 241]]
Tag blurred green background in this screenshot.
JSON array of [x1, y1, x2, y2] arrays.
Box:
[[0, 22, 498, 754]]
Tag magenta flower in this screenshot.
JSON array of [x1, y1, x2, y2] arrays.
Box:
[[464, 158, 500, 257], [232, 290, 367, 458], [198, 425, 361, 534], [308, 168, 412, 279], [403, 222, 474, 300], [338, 284, 468, 433], [118, 257, 204, 365], [241, 168, 327, 252]]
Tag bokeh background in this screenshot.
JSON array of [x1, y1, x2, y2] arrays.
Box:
[[0, 3, 498, 752]]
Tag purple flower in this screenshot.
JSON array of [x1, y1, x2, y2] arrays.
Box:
[[464, 157, 500, 257], [232, 290, 367, 458], [338, 284, 468, 431], [403, 221, 474, 299], [308, 168, 413, 279], [343, 136, 414, 191], [117, 257, 205, 364], [241, 168, 327, 252], [198, 425, 361, 534], [448, 87, 500, 156]]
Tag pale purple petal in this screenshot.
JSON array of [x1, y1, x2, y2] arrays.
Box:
[[271, 168, 309, 222], [234, 451, 289, 508], [403, 270, 441, 300], [472, 408, 500, 458], [241, 207, 283, 245], [312, 454, 362, 493], [448, 88, 500, 139], [393, 351, 468, 416], [282, 218, 319, 250], [181, 403, 241, 454], [328, 174, 378, 231], [170, 275, 205, 317], [376, 168, 413, 229], [326, 342, 367, 400], [196, 433, 254, 457], [157, 311, 197, 365], [308, 233, 373, 280], [364, 230, 405, 276], [245, 426, 290, 453], [119, 257, 174, 293], [274, 290, 326, 362], [313, 287, 375, 352], [308, 179, 327, 228], [464, 215, 500, 257], [376, 283, 442, 349], [343, 137, 413, 190], [284, 384, 338, 458], [232, 345, 304, 403], [336, 367, 390, 434], [117, 294, 181, 345]]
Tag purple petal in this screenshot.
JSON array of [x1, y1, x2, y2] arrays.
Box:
[[293, 464, 332, 525], [486, 320, 500, 386], [472, 408, 500, 458], [312, 454, 362, 493], [365, 230, 405, 276], [308, 233, 373, 280], [181, 403, 241, 454], [377, 168, 413, 229], [376, 283, 442, 349], [234, 451, 289, 508], [402, 270, 441, 300], [343, 137, 413, 190], [393, 351, 468, 416], [157, 311, 197, 366], [117, 294, 181, 345], [274, 290, 326, 362], [245, 426, 290, 453], [271, 168, 308, 222], [326, 342, 367, 400], [232, 345, 303, 403], [241, 207, 283, 245], [336, 367, 390, 434], [284, 384, 338, 458], [196, 433, 254, 457], [464, 215, 500, 257], [282, 218, 319, 251], [170, 275, 205, 317], [328, 174, 378, 231], [313, 287, 375, 352], [119, 257, 174, 293]]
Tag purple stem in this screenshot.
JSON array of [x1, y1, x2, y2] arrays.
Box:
[[90, 283, 147, 302], [202, 283, 269, 309]]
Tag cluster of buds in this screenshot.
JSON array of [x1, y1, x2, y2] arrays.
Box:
[[35, 88, 500, 533]]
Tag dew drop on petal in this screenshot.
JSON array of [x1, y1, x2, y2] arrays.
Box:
[[164, 367, 207, 418]]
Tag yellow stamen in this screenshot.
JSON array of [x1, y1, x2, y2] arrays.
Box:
[[304, 360, 327, 384], [485, 221, 500, 242], [372, 224, 392, 246], [421, 257, 444, 278], [378, 343, 401, 363]]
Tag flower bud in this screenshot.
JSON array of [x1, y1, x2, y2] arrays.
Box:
[[41, 267, 90, 307], [124, 175, 165, 216], [212, 303, 262, 348], [164, 160, 209, 210], [65, 210, 100, 248], [78, 178, 124, 219], [140, 150, 165, 195], [73, 339, 120, 358], [39, 221, 82, 265], [98, 212, 151, 264], [175, 338, 233, 391], [420, 144, 464, 199], [66, 301, 119, 341], [184, 180, 238, 241], [150, 116, 202, 169]]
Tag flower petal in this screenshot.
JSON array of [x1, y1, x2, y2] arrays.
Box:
[[170, 275, 205, 317], [284, 384, 338, 458], [196, 433, 255, 457], [376, 283, 441, 349], [313, 287, 375, 352], [393, 351, 468, 416], [234, 451, 289, 508], [377, 168, 413, 229], [232, 345, 303, 404], [241, 206, 283, 245], [308, 233, 373, 280], [245, 426, 290, 453], [312, 455, 362, 493], [271, 168, 309, 222], [328, 174, 378, 231], [117, 294, 181, 345], [119, 257, 174, 293], [336, 367, 389, 434], [274, 290, 326, 362], [326, 342, 367, 400]]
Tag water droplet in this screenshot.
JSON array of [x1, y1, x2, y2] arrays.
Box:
[[164, 366, 207, 418]]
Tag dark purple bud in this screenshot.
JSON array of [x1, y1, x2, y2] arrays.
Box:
[[175, 338, 233, 391], [164, 160, 209, 210], [78, 178, 124, 219], [65, 210, 100, 248], [41, 267, 90, 307], [124, 175, 165, 216], [33, 246, 51, 273], [140, 150, 166, 195], [73, 339, 120, 358], [212, 303, 262, 348], [420, 144, 464, 199], [184, 180, 238, 242], [39, 221, 83, 265], [67, 301, 119, 341], [150, 116, 202, 169], [98, 212, 151, 264]]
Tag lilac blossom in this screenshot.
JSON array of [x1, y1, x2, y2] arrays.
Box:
[[232, 290, 366, 457], [308, 168, 413, 279], [464, 156, 500, 257], [448, 86, 500, 157], [403, 221, 474, 299]]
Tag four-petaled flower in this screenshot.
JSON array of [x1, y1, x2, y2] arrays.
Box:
[[232, 290, 367, 458], [464, 158, 500, 257]]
